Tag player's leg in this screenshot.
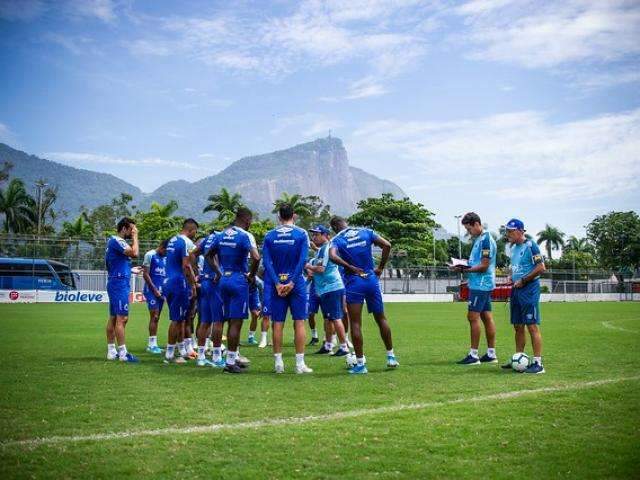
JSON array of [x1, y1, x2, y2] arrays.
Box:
[[222, 274, 250, 373], [457, 309, 481, 365], [479, 308, 497, 363], [307, 292, 320, 346], [524, 304, 544, 374], [106, 314, 118, 360], [195, 281, 215, 367], [366, 278, 397, 368], [259, 314, 270, 347], [316, 318, 334, 354], [146, 307, 162, 354], [346, 302, 366, 373], [164, 286, 188, 364], [291, 282, 311, 373], [270, 285, 287, 372], [322, 290, 350, 357], [247, 285, 261, 345]]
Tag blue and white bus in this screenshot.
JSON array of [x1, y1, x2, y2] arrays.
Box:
[[0, 258, 77, 290]]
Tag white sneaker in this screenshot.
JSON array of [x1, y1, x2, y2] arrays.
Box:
[[107, 351, 118, 361], [295, 364, 313, 374], [274, 362, 285, 374], [258, 338, 268, 348], [164, 356, 187, 365]]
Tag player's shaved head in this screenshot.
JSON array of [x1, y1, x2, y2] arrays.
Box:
[[236, 207, 253, 223], [330, 216, 347, 234], [182, 218, 199, 239]]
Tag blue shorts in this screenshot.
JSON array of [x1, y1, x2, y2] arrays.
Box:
[[164, 277, 190, 322], [220, 272, 249, 320], [510, 282, 541, 325], [270, 281, 308, 322], [262, 281, 272, 317], [468, 289, 492, 313], [344, 273, 384, 315], [199, 278, 224, 324], [320, 289, 345, 321], [143, 287, 164, 312], [308, 291, 321, 315], [107, 278, 129, 317], [249, 284, 261, 312]]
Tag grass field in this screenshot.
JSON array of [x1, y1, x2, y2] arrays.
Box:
[[0, 301, 639, 479]]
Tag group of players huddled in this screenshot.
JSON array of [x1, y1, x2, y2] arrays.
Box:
[[104, 203, 397, 374], [104, 205, 546, 375]]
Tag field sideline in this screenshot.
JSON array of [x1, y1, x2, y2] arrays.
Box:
[[0, 301, 639, 479]]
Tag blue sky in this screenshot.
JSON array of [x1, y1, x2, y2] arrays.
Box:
[[0, 0, 638, 239]]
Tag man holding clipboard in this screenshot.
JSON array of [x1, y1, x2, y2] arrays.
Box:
[[451, 212, 498, 365]]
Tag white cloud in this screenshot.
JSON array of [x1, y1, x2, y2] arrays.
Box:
[[44, 152, 210, 171], [67, 0, 117, 23], [453, 0, 640, 68], [127, 1, 430, 78], [352, 108, 640, 202], [320, 76, 388, 102]]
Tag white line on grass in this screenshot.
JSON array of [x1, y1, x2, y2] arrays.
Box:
[[601, 321, 639, 333], [3, 375, 639, 449]]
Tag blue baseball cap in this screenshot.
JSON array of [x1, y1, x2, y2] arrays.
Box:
[[505, 218, 525, 231], [309, 224, 330, 235]]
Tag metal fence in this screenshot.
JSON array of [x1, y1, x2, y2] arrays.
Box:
[[1, 234, 638, 296]]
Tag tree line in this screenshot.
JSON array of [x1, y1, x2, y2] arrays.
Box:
[[1, 166, 639, 272]]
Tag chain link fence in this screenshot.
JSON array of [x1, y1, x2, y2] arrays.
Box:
[[1, 234, 638, 297]]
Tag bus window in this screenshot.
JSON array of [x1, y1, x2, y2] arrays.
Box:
[[51, 263, 76, 289]]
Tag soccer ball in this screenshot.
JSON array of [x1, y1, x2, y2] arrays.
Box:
[[511, 352, 529, 372], [346, 353, 357, 369]]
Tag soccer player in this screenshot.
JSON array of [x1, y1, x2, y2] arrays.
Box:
[[329, 216, 398, 374], [142, 239, 168, 354], [105, 217, 139, 362], [163, 218, 199, 364], [190, 230, 224, 367], [208, 208, 260, 374], [305, 225, 351, 359], [454, 212, 498, 365], [262, 204, 312, 374], [503, 218, 546, 374]]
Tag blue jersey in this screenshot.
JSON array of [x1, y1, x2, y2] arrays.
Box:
[[468, 231, 497, 291], [200, 232, 221, 278], [142, 249, 166, 287], [262, 225, 309, 285], [311, 242, 344, 296], [510, 239, 544, 282], [210, 226, 252, 272], [105, 235, 131, 279], [331, 227, 379, 273], [165, 234, 195, 281]]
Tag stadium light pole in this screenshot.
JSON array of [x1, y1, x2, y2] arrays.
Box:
[[34, 180, 48, 240], [454, 215, 463, 259]]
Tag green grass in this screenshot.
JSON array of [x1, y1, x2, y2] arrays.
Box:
[[0, 301, 639, 479]]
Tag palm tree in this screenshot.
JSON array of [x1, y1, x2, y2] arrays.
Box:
[[0, 178, 37, 233], [61, 213, 95, 239], [537, 224, 565, 260], [203, 188, 245, 223], [564, 236, 592, 254], [150, 200, 178, 218], [61, 214, 95, 268], [271, 192, 312, 218]]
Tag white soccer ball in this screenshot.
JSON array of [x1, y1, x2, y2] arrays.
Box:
[[346, 353, 357, 368], [511, 352, 529, 372]]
